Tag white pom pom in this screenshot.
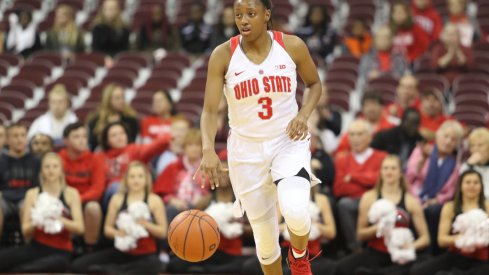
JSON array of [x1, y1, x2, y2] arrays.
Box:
[[115, 235, 138, 251], [128, 201, 151, 221], [368, 199, 397, 238], [453, 209, 489, 251], [387, 228, 416, 264], [31, 192, 65, 234]]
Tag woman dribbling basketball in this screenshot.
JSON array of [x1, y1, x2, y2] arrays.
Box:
[[196, 0, 323, 274]]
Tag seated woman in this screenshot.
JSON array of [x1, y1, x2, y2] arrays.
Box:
[[0, 153, 84, 273], [406, 120, 464, 254], [72, 161, 167, 274], [410, 170, 489, 275], [45, 4, 85, 59], [335, 155, 430, 275]]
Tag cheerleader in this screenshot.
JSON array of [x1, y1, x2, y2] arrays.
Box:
[[410, 170, 489, 275], [335, 155, 430, 275], [72, 161, 168, 274], [0, 152, 84, 272]]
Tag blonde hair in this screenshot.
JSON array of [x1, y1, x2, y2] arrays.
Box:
[[436, 120, 464, 144], [53, 5, 80, 47], [183, 128, 202, 148], [119, 161, 152, 194], [91, 0, 126, 32], [468, 128, 489, 148], [88, 83, 136, 136], [40, 152, 66, 188], [48, 84, 70, 102], [375, 155, 408, 193]]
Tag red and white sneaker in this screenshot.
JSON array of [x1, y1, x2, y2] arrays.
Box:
[[286, 248, 312, 275]]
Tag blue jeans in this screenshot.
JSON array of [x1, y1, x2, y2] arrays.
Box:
[[102, 182, 120, 213]]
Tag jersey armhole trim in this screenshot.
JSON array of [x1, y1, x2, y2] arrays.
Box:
[[230, 35, 240, 58], [273, 31, 285, 49]]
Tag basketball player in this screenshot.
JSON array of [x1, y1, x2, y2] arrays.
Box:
[[196, 0, 322, 274]]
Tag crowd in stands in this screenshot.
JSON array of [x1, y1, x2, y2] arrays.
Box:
[[0, 0, 489, 274]]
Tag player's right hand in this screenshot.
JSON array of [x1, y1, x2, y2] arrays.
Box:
[[194, 150, 228, 190]]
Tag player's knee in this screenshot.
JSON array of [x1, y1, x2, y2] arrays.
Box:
[[84, 201, 102, 217], [278, 176, 311, 236], [256, 238, 281, 265]]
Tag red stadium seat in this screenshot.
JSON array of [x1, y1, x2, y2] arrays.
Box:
[[76, 52, 106, 67], [30, 51, 63, 66], [0, 53, 22, 66], [115, 52, 151, 68]]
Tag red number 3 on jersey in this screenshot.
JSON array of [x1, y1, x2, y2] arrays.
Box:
[[258, 97, 273, 120]]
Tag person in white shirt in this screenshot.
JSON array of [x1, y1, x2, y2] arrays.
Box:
[[28, 84, 78, 146]]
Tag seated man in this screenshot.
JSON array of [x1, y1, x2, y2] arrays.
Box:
[[333, 119, 387, 252], [0, 123, 41, 239]]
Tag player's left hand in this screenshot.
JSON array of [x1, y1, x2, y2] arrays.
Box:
[[286, 113, 309, 141]]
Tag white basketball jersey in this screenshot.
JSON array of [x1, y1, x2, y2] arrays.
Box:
[[224, 31, 298, 140]]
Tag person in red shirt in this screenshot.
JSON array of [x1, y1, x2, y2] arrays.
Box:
[[140, 90, 176, 144], [431, 23, 473, 84], [0, 153, 84, 272], [72, 161, 167, 274], [59, 122, 105, 250], [98, 121, 172, 210], [419, 88, 452, 141], [153, 128, 211, 223], [336, 91, 394, 157], [384, 74, 421, 120], [411, 0, 443, 42], [390, 1, 431, 62], [333, 119, 387, 252]]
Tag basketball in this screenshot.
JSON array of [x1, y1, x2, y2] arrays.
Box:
[[168, 209, 220, 262]]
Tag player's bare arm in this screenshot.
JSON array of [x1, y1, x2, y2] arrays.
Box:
[[195, 42, 231, 190], [283, 34, 322, 141]]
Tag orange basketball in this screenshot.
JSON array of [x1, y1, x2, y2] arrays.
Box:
[[168, 209, 220, 262]]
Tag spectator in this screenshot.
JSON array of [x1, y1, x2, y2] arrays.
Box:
[[154, 116, 191, 175], [0, 153, 83, 273], [168, 150, 253, 273], [210, 6, 239, 49], [359, 25, 407, 80], [390, 1, 431, 62], [87, 83, 139, 151], [406, 120, 464, 254], [460, 128, 489, 197], [372, 108, 424, 168], [411, 0, 443, 42], [0, 123, 41, 238], [0, 124, 7, 154], [153, 129, 211, 223], [308, 85, 342, 154], [137, 4, 178, 52], [140, 90, 176, 144], [333, 119, 387, 252], [296, 4, 337, 62], [384, 74, 421, 120], [91, 0, 130, 56], [5, 9, 41, 57], [72, 161, 167, 275], [336, 91, 394, 156], [341, 19, 372, 58], [180, 1, 212, 55], [446, 0, 476, 47], [243, 184, 337, 274], [28, 84, 78, 146], [45, 4, 85, 60], [410, 170, 489, 275], [98, 122, 172, 210], [30, 134, 54, 158], [430, 23, 473, 84], [310, 133, 336, 195], [59, 122, 106, 251], [335, 155, 430, 275], [419, 88, 451, 141]]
